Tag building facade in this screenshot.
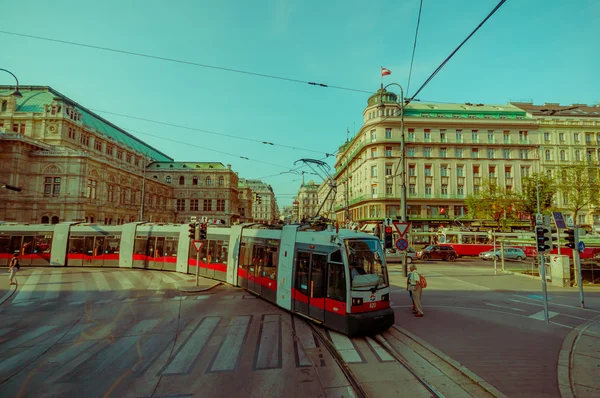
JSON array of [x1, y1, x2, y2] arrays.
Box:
[[297, 180, 320, 221], [511, 102, 600, 230], [239, 179, 278, 224], [236, 179, 254, 223], [0, 86, 174, 224], [334, 88, 541, 231], [316, 179, 335, 221], [146, 162, 244, 225]]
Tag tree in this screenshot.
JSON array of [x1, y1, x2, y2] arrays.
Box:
[[556, 162, 600, 223], [519, 173, 556, 227], [465, 178, 520, 230]]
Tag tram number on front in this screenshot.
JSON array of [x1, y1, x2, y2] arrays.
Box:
[[369, 302, 376, 309]]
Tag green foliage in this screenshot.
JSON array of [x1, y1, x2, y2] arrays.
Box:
[[556, 162, 600, 221], [519, 173, 556, 218], [465, 178, 520, 230]]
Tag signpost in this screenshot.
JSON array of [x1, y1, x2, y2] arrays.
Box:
[[192, 240, 204, 286], [535, 213, 543, 226], [552, 212, 567, 229], [567, 217, 574, 228], [578, 241, 585, 254]]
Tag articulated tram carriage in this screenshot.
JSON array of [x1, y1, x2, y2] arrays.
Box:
[[0, 222, 394, 336]]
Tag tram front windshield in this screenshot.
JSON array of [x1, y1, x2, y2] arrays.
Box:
[[345, 238, 388, 291]]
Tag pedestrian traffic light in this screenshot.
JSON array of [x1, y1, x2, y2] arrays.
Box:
[[565, 228, 576, 249], [536, 226, 551, 252], [199, 223, 207, 240], [384, 226, 393, 249], [188, 223, 197, 240]]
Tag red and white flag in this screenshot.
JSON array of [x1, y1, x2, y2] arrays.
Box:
[[381, 67, 391, 76]]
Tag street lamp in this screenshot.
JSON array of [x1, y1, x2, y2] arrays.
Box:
[[378, 83, 406, 222], [0, 68, 23, 98]]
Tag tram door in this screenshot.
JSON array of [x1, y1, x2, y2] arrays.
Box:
[[82, 236, 106, 266], [203, 240, 216, 279], [249, 245, 264, 295], [146, 237, 165, 270], [294, 251, 327, 323]]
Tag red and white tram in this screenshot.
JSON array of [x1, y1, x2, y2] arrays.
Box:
[[0, 222, 394, 336]]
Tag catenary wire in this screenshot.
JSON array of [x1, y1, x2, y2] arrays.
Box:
[[379, 0, 508, 124], [92, 108, 334, 157], [405, 0, 424, 98], [0, 30, 372, 94]]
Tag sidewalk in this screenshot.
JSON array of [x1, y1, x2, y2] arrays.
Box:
[[178, 273, 222, 293], [559, 315, 600, 397]]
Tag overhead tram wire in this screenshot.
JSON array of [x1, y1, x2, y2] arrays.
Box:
[[123, 127, 292, 170], [379, 0, 508, 124], [0, 30, 372, 95], [405, 0, 424, 98], [92, 108, 334, 158]]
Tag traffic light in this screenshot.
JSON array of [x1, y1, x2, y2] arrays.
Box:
[[188, 223, 197, 240], [257, 196, 262, 205], [565, 228, 576, 249], [536, 226, 551, 252], [199, 223, 207, 240], [384, 226, 393, 249]]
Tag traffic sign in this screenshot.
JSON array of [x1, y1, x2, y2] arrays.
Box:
[[395, 238, 408, 251], [192, 240, 204, 252], [578, 241, 585, 253], [392, 221, 411, 238], [384, 217, 392, 226], [567, 217, 574, 228], [552, 212, 567, 229], [535, 213, 543, 226]]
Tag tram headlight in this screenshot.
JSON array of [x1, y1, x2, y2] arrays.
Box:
[[351, 297, 363, 306]]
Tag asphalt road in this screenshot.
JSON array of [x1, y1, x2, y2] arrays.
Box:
[[388, 258, 600, 398]]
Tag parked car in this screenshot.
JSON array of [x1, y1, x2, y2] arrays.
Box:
[[385, 247, 416, 264], [417, 245, 457, 261], [480, 247, 526, 261]]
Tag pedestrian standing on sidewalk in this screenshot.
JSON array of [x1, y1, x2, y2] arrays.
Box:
[[408, 264, 424, 317], [8, 253, 20, 286], [406, 272, 417, 314]]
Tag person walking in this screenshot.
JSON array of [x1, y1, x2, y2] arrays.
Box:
[[408, 264, 424, 317], [8, 253, 20, 286], [406, 274, 417, 314]]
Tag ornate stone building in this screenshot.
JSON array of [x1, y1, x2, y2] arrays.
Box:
[[297, 179, 320, 221], [238, 179, 278, 225], [0, 86, 174, 224]]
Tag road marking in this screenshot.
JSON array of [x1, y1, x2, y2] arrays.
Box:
[[120, 271, 142, 288], [13, 301, 34, 307], [253, 314, 282, 370], [44, 270, 62, 300], [514, 295, 600, 314], [484, 302, 527, 312], [195, 295, 211, 300], [293, 319, 317, 367], [68, 301, 86, 306], [129, 318, 161, 335], [163, 317, 221, 375], [122, 298, 137, 303], [91, 271, 111, 292], [208, 315, 251, 372], [366, 336, 395, 362], [158, 273, 179, 285], [110, 272, 135, 290], [508, 299, 589, 320], [171, 296, 188, 301], [148, 297, 163, 302], [328, 331, 363, 363], [529, 310, 559, 320], [2, 325, 58, 350], [95, 299, 112, 305], [12, 270, 44, 304]]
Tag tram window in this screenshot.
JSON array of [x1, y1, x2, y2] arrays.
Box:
[[327, 262, 346, 302], [207, 240, 218, 263], [106, 236, 120, 254], [214, 239, 227, 263], [262, 247, 278, 279], [295, 251, 310, 296], [330, 250, 342, 263], [22, 236, 35, 255], [34, 235, 52, 253], [68, 237, 85, 254], [0, 237, 10, 256], [311, 254, 327, 299], [165, 239, 178, 257], [134, 238, 148, 255]]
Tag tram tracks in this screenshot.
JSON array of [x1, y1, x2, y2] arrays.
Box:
[[303, 321, 503, 398]]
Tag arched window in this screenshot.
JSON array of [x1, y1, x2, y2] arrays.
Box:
[[545, 150, 551, 161], [193, 176, 198, 185], [51, 216, 59, 224], [179, 176, 185, 185], [206, 176, 212, 186], [218, 176, 224, 186], [41, 216, 49, 224]]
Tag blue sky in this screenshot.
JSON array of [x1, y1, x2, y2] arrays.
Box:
[[2, 0, 599, 207]]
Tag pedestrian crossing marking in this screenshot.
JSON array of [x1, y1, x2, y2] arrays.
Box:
[[163, 317, 221, 375], [529, 310, 559, 320], [253, 314, 282, 370], [91, 271, 111, 292], [366, 336, 395, 362], [44, 270, 62, 300], [328, 331, 364, 363], [208, 316, 251, 373], [195, 295, 211, 300], [12, 270, 43, 304]]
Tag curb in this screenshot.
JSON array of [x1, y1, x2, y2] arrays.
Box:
[[557, 314, 600, 398], [180, 282, 222, 294], [394, 326, 508, 398], [0, 280, 18, 306]]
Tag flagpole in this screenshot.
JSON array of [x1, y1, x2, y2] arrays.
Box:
[[380, 66, 383, 88]]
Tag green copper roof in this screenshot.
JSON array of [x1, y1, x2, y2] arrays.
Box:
[[0, 86, 172, 162], [148, 162, 226, 169]]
